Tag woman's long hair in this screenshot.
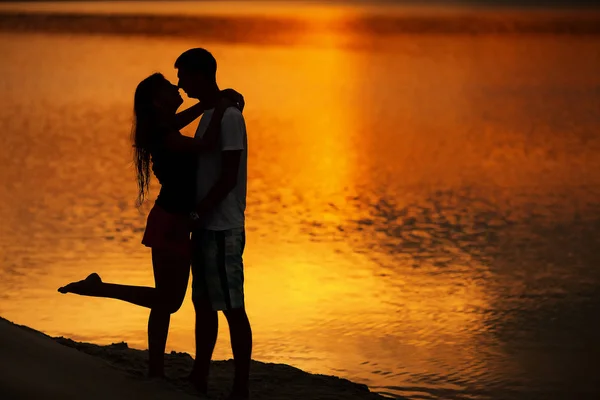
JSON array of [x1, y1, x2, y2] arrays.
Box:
[[131, 73, 166, 208]]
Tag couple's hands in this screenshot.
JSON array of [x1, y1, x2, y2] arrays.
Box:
[[219, 88, 245, 112], [188, 211, 201, 231]]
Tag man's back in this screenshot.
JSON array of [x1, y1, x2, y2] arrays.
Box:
[[194, 107, 247, 230]]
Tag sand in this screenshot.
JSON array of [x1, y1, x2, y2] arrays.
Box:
[[0, 317, 390, 400]]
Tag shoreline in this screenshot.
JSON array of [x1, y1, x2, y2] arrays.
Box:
[[0, 316, 393, 399], [1, 10, 600, 39]]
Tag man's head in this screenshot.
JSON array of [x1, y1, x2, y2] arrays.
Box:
[[175, 48, 217, 100]]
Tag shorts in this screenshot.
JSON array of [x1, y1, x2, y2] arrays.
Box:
[[141, 204, 191, 258], [191, 227, 246, 311]]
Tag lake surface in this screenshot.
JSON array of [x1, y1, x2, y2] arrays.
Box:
[[1, 3, 600, 399]]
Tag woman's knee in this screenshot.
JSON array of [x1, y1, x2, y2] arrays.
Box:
[[154, 291, 185, 314], [166, 300, 184, 314]]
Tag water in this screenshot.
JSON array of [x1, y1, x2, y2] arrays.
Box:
[[1, 3, 600, 400]]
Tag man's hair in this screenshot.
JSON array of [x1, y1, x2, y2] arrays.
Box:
[[175, 48, 217, 79]]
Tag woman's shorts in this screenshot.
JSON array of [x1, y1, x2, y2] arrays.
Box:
[[141, 204, 191, 258]]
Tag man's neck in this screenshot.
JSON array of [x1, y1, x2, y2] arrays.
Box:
[[200, 85, 220, 109]]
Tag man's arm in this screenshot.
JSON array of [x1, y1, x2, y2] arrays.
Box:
[[175, 102, 204, 131], [194, 150, 242, 217]]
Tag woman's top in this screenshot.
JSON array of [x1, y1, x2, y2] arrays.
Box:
[[151, 134, 196, 215]]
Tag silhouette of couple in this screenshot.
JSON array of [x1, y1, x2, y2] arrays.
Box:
[[58, 48, 252, 400]]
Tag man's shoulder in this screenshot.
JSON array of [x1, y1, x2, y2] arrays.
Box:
[[223, 107, 245, 122]]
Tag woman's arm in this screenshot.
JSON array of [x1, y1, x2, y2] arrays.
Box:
[[174, 89, 244, 131], [175, 102, 204, 131], [164, 104, 231, 154]]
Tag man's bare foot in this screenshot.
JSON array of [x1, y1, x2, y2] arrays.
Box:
[[58, 273, 102, 295], [147, 373, 167, 383]]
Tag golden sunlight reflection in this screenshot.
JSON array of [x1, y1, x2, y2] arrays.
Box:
[[283, 45, 357, 199]]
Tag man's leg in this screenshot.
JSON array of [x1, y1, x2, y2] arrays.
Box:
[[223, 307, 252, 399], [221, 228, 252, 399], [189, 229, 219, 394]]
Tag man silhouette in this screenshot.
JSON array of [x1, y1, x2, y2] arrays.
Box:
[[176, 48, 252, 400]]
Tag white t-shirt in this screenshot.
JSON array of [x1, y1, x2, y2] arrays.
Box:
[[194, 107, 247, 230]]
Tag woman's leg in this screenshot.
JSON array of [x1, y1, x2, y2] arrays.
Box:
[[58, 251, 190, 310], [58, 274, 157, 308], [147, 248, 190, 377], [58, 247, 190, 377]]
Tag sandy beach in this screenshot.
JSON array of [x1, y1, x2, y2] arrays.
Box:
[[0, 316, 390, 399]]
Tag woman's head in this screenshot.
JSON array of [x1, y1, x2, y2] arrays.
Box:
[[134, 73, 183, 121], [131, 73, 183, 207]]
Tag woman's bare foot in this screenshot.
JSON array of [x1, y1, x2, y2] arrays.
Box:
[[58, 273, 103, 295], [223, 389, 249, 400], [147, 371, 166, 381], [187, 373, 208, 395]]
